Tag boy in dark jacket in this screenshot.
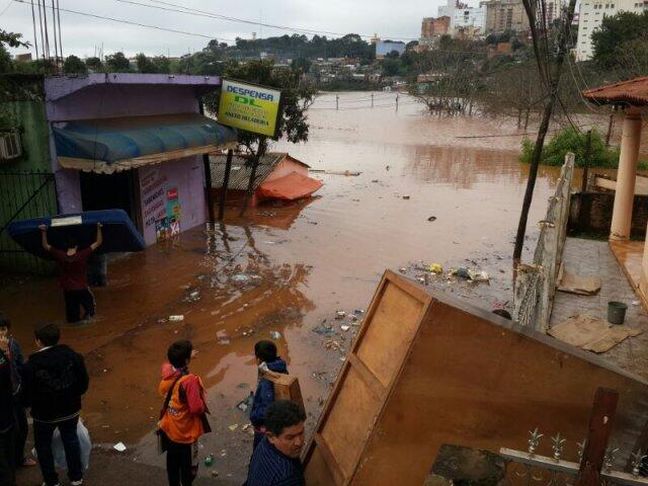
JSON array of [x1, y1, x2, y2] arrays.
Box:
[[0, 336, 16, 486], [0, 313, 36, 468], [22, 323, 89, 486], [250, 340, 288, 449]]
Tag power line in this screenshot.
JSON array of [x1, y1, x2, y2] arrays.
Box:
[[115, 0, 420, 41], [12, 0, 216, 40]]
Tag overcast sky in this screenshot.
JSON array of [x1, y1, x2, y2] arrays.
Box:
[[4, 0, 452, 58]]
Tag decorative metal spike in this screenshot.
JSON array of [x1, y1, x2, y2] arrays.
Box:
[[528, 428, 543, 457], [577, 439, 586, 462], [551, 433, 567, 462], [603, 447, 619, 472], [631, 450, 647, 477]]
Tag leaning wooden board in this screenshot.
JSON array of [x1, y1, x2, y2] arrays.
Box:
[[302, 270, 648, 485]]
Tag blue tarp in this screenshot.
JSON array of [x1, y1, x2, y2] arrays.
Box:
[[53, 114, 237, 164], [7, 209, 145, 259]]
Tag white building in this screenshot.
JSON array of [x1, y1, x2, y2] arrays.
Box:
[[576, 0, 646, 61], [452, 6, 487, 33], [438, 0, 457, 18]]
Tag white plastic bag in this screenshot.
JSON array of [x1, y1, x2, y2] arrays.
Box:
[[33, 419, 91, 471]]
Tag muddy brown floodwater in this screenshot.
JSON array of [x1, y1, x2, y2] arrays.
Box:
[[3, 93, 588, 483]]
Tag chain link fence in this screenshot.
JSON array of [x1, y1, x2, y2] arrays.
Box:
[[513, 153, 575, 331]]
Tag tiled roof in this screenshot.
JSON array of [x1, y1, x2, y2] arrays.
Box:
[[583, 76, 648, 107], [208, 152, 288, 190]]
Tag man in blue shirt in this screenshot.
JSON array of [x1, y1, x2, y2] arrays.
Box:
[[246, 400, 306, 486]]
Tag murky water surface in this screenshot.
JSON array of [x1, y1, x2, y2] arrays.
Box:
[[2, 93, 576, 478]]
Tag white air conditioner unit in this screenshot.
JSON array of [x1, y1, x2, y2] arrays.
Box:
[[0, 131, 22, 161]]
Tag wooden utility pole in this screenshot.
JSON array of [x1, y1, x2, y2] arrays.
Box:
[[575, 387, 619, 486], [582, 129, 592, 192], [199, 102, 215, 222]]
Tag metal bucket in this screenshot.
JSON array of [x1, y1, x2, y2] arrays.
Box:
[[607, 301, 628, 325]]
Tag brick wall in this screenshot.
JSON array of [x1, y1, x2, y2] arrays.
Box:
[[569, 192, 648, 238]]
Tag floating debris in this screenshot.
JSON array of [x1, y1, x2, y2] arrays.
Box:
[[335, 311, 346, 320], [168, 315, 184, 322], [113, 442, 127, 452], [270, 331, 282, 340]]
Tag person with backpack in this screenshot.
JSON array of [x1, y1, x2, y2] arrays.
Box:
[[250, 340, 288, 450], [158, 340, 210, 486], [21, 323, 89, 486]]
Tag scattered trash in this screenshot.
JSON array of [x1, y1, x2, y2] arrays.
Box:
[[312, 324, 335, 337], [353, 309, 364, 316], [341, 325, 351, 332], [335, 311, 346, 320], [242, 424, 252, 431], [228, 424, 239, 432], [168, 315, 184, 322], [427, 216, 437, 222], [371, 179, 379, 183], [231, 274, 250, 283], [453, 268, 472, 280], [402, 195, 410, 200], [270, 331, 282, 340], [632, 300, 640, 306], [472, 271, 490, 282], [204, 454, 214, 467], [237, 393, 254, 412], [113, 442, 127, 452], [220, 449, 227, 457], [399, 267, 407, 274], [429, 263, 443, 274], [211, 470, 219, 478]]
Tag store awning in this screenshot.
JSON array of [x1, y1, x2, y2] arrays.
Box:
[[54, 114, 237, 174]]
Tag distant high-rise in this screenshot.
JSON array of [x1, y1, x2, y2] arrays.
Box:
[[576, 0, 646, 61], [482, 0, 530, 33]]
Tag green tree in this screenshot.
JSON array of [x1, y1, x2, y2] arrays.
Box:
[[204, 60, 316, 212], [520, 128, 622, 168], [291, 57, 312, 74], [105, 52, 130, 72], [135, 52, 155, 73], [85, 56, 103, 72], [0, 29, 30, 74], [592, 11, 648, 70], [63, 55, 87, 74]]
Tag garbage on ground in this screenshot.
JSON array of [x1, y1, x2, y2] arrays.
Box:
[[427, 216, 437, 222], [341, 325, 351, 332], [453, 268, 472, 280], [335, 311, 346, 320], [269, 331, 282, 340], [632, 300, 640, 306], [168, 315, 184, 322], [450, 267, 490, 282], [354, 309, 364, 315], [312, 324, 335, 337], [242, 423, 252, 431], [236, 393, 254, 412], [211, 471, 219, 478], [399, 267, 407, 274], [228, 424, 239, 432], [204, 454, 214, 466], [113, 442, 127, 452], [429, 263, 443, 274], [402, 195, 410, 200]]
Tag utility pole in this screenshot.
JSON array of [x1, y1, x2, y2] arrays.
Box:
[[336, 95, 339, 111], [395, 93, 399, 111], [582, 129, 592, 192], [605, 110, 615, 147], [371, 93, 374, 108]]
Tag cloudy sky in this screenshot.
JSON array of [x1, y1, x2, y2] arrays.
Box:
[[4, 0, 450, 58]]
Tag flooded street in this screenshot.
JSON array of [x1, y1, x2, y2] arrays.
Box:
[[4, 93, 568, 482]]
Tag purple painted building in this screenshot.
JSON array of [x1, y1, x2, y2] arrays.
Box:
[[44, 73, 236, 245]]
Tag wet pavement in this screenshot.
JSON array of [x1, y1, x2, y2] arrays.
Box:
[[5, 94, 574, 483]]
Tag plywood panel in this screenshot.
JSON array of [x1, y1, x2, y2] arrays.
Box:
[[320, 365, 381, 479], [356, 282, 425, 387], [351, 289, 648, 485], [303, 443, 337, 486]]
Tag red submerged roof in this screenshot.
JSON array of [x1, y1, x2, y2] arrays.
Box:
[[583, 76, 648, 107]]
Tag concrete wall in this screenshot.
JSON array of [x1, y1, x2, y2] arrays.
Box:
[[44, 81, 208, 244], [569, 192, 648, 239], [139, 158, 207, 246], [0, 100, 58, 273]]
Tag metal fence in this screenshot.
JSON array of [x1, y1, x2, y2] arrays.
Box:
[[0, 170, 57, 274], [513, 153, 575, 331]]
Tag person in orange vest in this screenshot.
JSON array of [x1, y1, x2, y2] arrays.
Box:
[[158, 340, 210, 486]]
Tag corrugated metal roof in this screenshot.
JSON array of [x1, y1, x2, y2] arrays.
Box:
[[209, 152, 287, 190], [583, 76, 648, 107]]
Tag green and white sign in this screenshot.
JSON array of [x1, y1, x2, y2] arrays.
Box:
[[218, 79, 282, 137]]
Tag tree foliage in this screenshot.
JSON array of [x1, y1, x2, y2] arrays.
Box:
[[63, 55, 88, 75], [85, 57, 103, 72], [592, 11, 648, 71], [105, 52, 130, 72], [520, 128, 621, 167]]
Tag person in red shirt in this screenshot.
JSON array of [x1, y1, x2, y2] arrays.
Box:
[[39, 223, 103, 324]]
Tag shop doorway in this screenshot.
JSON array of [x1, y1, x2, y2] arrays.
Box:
[[80, 170, 141, 230]]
